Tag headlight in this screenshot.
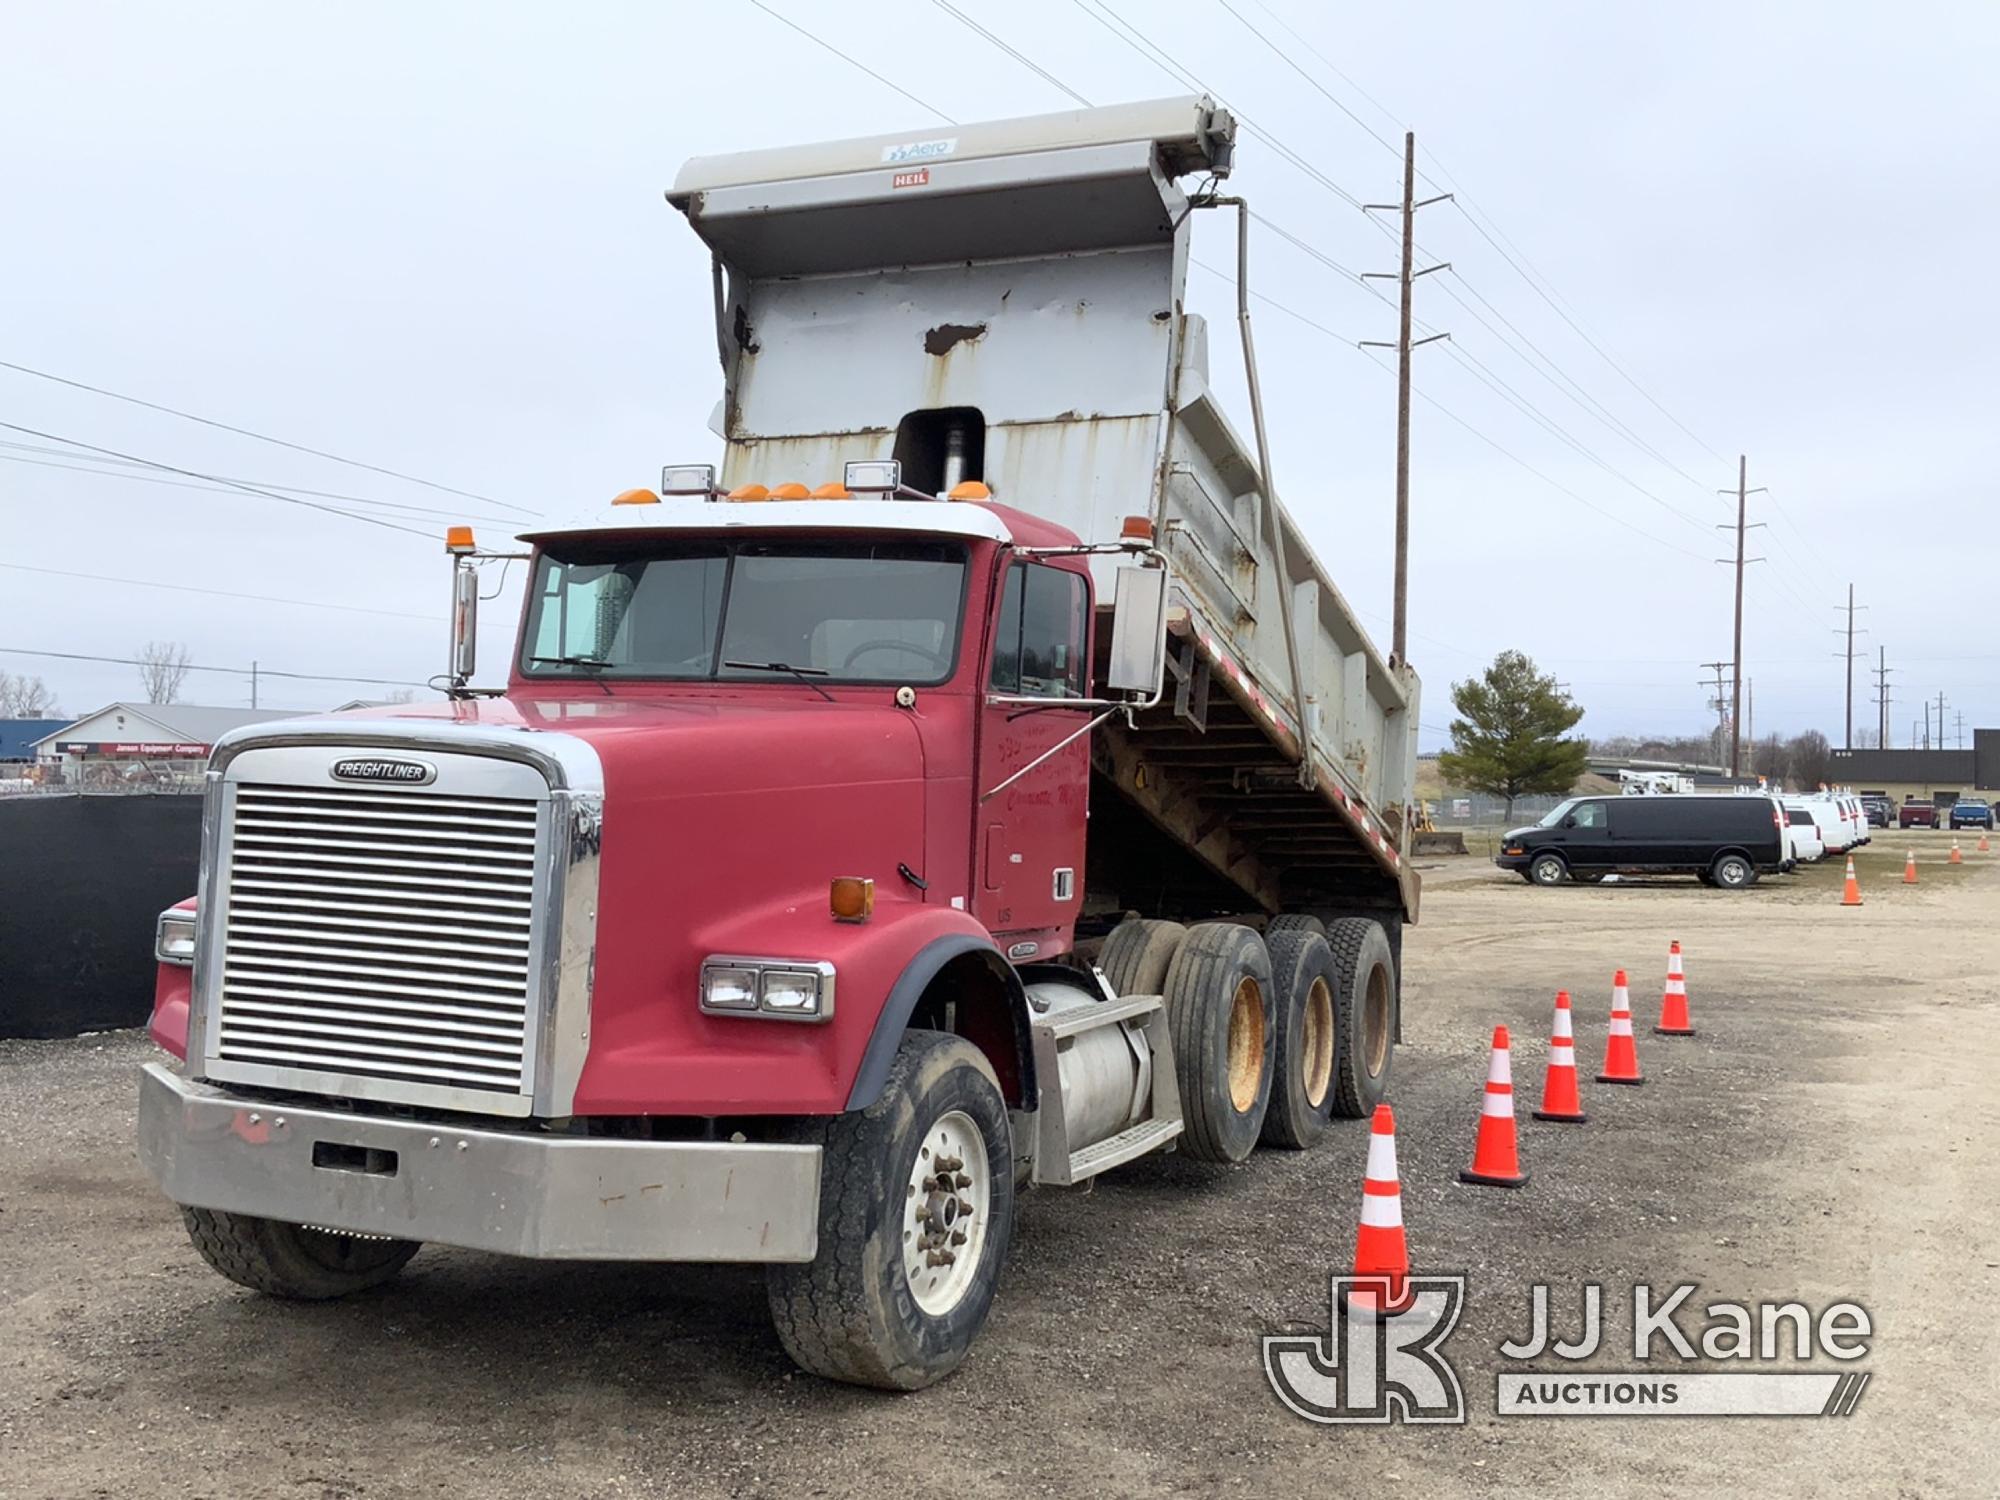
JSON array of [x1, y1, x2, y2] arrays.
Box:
[[155, 908, 197, 966], [700, 957, 836, 1022]]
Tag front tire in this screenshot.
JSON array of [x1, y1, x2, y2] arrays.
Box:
[[766, 1030, 1013, 1391], [180, 1208, 418, 1299], [1528, 852, 1568, 886]]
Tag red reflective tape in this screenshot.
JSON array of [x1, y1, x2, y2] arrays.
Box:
[[1362, 1178, 1401, 1195], [1484, 1081, 1512, 1094]]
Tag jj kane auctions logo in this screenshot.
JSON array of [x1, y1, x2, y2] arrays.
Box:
[[1266, 1279, 1873, 1423]]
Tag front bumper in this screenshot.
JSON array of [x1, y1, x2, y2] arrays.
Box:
[[137, 1063, 823, 1262]]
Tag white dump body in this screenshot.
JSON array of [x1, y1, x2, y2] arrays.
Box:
[[671, 97, 1418, 914]]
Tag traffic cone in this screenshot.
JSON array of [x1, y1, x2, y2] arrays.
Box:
[[1840, 855, 1863, 906], [1949, 839, 1963, 865], [1655, 941, 1695, 1036], [1979, 832, 1991, 853], [1904, 850, 1919, 885], [1347, 1104, 1413, 1314], [1597, 970, 1645, 1085], [1533, 990, 1587, 1123], [1460, 1026, 1529, 1187]]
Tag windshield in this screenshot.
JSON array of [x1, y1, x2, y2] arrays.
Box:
[[520, 539, 969, 685], [1536, 798, 1579, 828]]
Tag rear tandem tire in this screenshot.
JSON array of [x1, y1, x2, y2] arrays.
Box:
[[766, 1030, 1013, 1391], [1099, 918, 1188, 998], [1162, 923, 1276, 1163], [1264, 913, 1326, 940], [180, 1208, 419, 1299], [1322, 918, 1396, 1119], [1259, 927, 1341, 1150]]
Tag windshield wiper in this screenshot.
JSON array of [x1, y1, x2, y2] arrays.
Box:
[[722, 659, 835, 702], [527, 654, 613, 695]]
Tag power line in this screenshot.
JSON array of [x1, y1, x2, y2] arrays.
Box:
[[742, 0, 957, 123], [0, 563, 435, 623], [0, 645, 430, 691], [0, 358, 538, 517], [0, 421, 435, 539], [0, 448, 521, 526], [928, 1, 1091, 106]]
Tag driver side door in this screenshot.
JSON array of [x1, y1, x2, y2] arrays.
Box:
[[972, 560, 1091, 958]]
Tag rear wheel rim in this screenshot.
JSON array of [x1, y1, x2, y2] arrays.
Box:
[[1301, 977, 1334, 1108], [1227, 976, 1267, 1113], [904, 1111, 989, 1317], [1363, 964, 1392, 1077]]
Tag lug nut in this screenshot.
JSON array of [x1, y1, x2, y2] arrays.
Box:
[[950, 1230, 967, 1246], [922, 1175, 939, 1193], [953, 1172, 972, 1189], [956, 1197, 974, 1218]]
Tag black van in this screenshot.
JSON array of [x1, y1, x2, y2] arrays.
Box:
[[1496, 794, 1788, 889]]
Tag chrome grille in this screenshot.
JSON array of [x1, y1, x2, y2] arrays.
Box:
[[214, 782, 541, 1099]]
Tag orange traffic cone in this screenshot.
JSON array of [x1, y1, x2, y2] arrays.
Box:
[[1840, 855, 1863, 907], [1655, 941, 1695, 1036], [1347, 1104, 1413, 1314], [1460, 1026, 1529, 1187], [1904, 849, 1919, 885], [1533, 990, 1587, 1123], [1597, 970, 1645, 1085], [1979, 832, 1991, 853], [1949, 839, 1963, 865]]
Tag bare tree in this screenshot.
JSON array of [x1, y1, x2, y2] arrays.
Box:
[[385, 687, 416, 704], [136, 641, 192, 705], [0, 672, 64, 718]]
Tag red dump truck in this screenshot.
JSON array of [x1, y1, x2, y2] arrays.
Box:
[[139, 97, 1421, 1388]]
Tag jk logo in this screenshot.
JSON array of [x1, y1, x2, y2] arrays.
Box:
[[1263, 1275, 1469, 1425]]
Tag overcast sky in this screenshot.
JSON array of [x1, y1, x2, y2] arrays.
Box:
[[4, 1, 1995, 750]]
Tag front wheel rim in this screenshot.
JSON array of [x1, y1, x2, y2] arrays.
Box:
[[904, 1111, 990, 1316]]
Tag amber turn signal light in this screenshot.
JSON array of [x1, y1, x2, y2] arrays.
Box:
[[830, 876, 874, 923]]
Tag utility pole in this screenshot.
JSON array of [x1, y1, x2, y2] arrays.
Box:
[[1746, 679, 1754, 758], [1700, 660, 1734, 767], [1873, 646, 1891, 748], [1955, 709, 1965, 749], [1834, 585, 1867, 749], [1361, 133, 1450, 669], [1936, 691, 1948, 752], [250, 659, 259, 710], [1715, 457, 1767, 777]]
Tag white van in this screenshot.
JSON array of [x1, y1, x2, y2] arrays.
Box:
[[1783, 806, 1826, 864], [1786, 796, 1854, 855]]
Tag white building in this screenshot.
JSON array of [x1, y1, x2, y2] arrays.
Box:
[[32, 703, 302, 770]]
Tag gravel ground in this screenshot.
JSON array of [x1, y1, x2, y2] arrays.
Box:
[[1, 829, 1993, 1498]]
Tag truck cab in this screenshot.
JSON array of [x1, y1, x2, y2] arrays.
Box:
[[137, 97, 1419, 1390]]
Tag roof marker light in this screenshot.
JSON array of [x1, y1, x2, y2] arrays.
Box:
[[660, 463, 718, 498], [770, 482, 811, 499], [843, 460, 901, 495], [726, 484, 771, 502], [612, 488, 661, 506], [810, 482, 852, 499], [946, 480, 992, 501]]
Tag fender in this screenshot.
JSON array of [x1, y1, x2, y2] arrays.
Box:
[[846, 933, 1037, 1111]]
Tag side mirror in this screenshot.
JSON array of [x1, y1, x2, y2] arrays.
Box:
[[1562, 814, 1578, 829], [1106, 564, 1168, 698], [449, 560, 478, 684]]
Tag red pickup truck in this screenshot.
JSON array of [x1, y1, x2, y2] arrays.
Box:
[[1898, 798, 1938, 828]]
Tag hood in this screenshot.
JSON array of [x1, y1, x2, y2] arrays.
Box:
[[316, 691, 927, 795]]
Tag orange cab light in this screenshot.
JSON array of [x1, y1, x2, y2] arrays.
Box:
[[612, 488, 661, 506], [445, 525, 476, 553], [725, 484, 771, 502], [946, 480, 992, 501], [770, 481, 811, 500], [1120, 514, 1156, 543], [810, 482, 852, 499], [830, 876, 875, 923]]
